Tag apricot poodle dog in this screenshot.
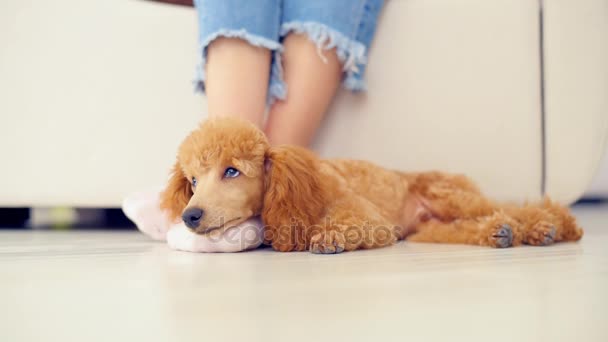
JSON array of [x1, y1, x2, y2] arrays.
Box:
[[160, 117, 583, 253]]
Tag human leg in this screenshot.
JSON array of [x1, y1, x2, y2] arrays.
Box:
[[265, 0, 385, 146]]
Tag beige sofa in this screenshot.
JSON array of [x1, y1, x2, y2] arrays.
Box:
[[0, 0, 606, 207], [586, 151, 608, 198]]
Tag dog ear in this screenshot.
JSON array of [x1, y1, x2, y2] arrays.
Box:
[[262, 146, 327, 251], [160, 161, 193, 223]]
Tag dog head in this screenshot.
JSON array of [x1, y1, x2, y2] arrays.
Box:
[[160, 117, 269, 234], [160, 117, 326, 242]]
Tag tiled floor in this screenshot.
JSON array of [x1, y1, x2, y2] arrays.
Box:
[[1, 204, 607, 342]]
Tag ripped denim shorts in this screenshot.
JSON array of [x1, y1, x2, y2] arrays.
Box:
[[194, 0, 385, 104]]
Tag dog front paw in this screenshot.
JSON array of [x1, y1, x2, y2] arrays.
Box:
[[310, 230, 346, 254]]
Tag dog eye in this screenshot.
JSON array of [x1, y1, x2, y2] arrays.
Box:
[[192, 177, 197, 187], [223, 167, 240, 178]]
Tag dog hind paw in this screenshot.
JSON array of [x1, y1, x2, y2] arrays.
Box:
[[525, 221, 557, 246], [489, 224, 513, 248]]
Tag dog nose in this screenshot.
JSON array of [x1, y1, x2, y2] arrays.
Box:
[[182, 207, 204, 229]]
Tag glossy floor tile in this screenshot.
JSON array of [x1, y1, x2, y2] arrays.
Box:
[[1, 204, 607, 342]]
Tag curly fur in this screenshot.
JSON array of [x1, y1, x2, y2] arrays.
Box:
[[160, 117, 584, 253], [159, 161, 193, 220]]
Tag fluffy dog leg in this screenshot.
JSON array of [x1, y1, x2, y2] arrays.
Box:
[[409, 172, 496, 221], [505, 200, 583, 245], [310, 199, 399, 254], [408, 211, 524, 248], [309, 222, 398, 254]]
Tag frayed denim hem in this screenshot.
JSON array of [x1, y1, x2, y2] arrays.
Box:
[[194, 23, 369, 106], [280, 21, 368, 92], [194, 29, 286, 105], [343, 75, 367, 92]]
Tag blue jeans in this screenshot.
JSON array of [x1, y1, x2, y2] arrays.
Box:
[[194, 0, 385, 104]]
